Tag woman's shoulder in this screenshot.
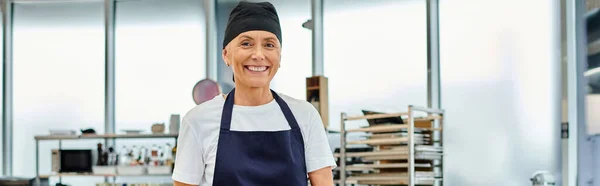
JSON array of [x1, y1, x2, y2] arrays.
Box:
[[277, 93, 324, 132], [277, 93, 312, 108], [276, 93, 319, 117], [182, 94, 225, 124]]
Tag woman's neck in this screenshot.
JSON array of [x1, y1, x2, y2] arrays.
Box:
[[232, 83, 273, 106]]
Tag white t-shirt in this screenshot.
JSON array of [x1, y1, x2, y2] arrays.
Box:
[[171, 93, 337, 185]]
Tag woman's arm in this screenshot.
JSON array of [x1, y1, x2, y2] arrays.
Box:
[[171, 118, 204, 185], [308, 167, 334, 186], [304, 102, 337, 185], [174, 181, 197, 186]]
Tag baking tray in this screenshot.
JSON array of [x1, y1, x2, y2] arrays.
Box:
[[347, 137, 429, 145], [345, 163, 431, 171], [347, 173, 438, 185], [367, 132, 431, 139], [361, 153, 443, 161], [352, 172, 441, 178], [333, 146, 443, 158], [347, 124, 441, 133]]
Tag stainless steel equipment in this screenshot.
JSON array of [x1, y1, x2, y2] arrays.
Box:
[[530, 171, 556, 186]]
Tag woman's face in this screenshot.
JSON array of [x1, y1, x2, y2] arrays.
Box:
[[223, 30, 281, 89]]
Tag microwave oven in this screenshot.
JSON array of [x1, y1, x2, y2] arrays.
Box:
[[52, 149, 93, 173]]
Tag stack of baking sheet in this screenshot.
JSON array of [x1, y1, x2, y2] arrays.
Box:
[[340, 145, 442, 185], [342, 117, 441, 185]]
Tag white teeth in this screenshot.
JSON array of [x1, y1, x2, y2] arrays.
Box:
[[248, 66, 267, 72]]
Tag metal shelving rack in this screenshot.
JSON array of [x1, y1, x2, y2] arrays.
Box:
[[33, 133, 179, 184], [337, 105, 444, 186]]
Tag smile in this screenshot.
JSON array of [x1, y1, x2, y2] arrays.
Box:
[[244, 65, 270, 72]]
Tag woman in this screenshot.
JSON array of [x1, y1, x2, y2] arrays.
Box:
[[172, 1, 336, 186]]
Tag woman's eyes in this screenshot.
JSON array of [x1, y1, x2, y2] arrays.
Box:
[[241, 41, 276, 48]]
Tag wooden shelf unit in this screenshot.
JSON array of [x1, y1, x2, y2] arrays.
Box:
[[337, 105, 444, 186], [306, 76, 329, 129]]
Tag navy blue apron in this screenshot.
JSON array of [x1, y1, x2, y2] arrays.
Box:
[[212, 88, 308, 186]]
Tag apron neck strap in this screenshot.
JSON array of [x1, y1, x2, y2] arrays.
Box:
[[220, 88, 301, 130]]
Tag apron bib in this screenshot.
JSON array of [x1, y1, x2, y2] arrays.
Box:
[[212, 88, 308, 186]]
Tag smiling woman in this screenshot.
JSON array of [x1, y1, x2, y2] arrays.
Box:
[[223, 31, 282, 93], [172, 2, 336, 186]]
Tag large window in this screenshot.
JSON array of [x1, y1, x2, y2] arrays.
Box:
[[12, 1, 105, 184], [115, 0, 205, 134], [439, 0, 561, 185], [114, 0, 205, 183], [324, 0, 428, 131]]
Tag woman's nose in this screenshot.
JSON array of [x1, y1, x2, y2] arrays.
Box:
[[252, 47, 265, 61]]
